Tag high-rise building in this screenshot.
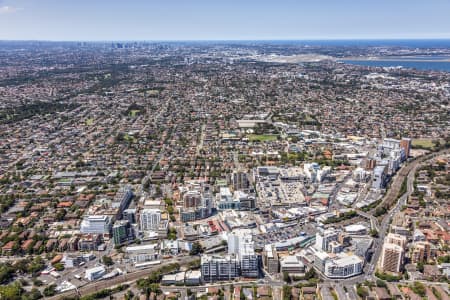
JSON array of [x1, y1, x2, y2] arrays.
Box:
[[139, 209, 161, 231], [365, 158, 377, 170], [180, 182, 213, 222], [372, 165, 388, 190], [380, 243, 404, 273], [400, 138, 411, 159], [114, 186, 133, 219], [183, 190, 202, 209], [229, 171, 250, 191], [228, 233, 259, 278], [201, 254, 240, 282], [411, 241, 432, 264], [315, 228, 339, 252], [385, 233, 407, 249], [112, 220, 133, 245], [263, 244, 279, 274], [123, 208, 137, 224]]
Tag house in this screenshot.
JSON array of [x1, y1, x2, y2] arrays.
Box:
[[373, 287, 391, 300], [423, 264, 442, 281], [2, 241, 15, 254]]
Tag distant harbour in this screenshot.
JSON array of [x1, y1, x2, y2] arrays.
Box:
[[339, 56, 450, 72]]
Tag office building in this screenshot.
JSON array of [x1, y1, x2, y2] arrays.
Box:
[[85, 266, 106, 281], [324, 254, 363, 278], [313, 250, 330, 273], [123, 208, 137, 224], [80, 215, 112, 235], [217, 189, 255, 210], [280, 255, 306, 275], [112, 220, 133, 245], [217, 187, 237, 210], [139, 209, 161, 231]]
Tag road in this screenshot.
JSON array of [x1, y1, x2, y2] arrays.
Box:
[[233, 151, 242, 171], [196, 124, 206, 156], [356, 209, 379, 231]]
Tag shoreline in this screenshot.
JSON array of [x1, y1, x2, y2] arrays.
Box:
[[339, 56, 450, 63]]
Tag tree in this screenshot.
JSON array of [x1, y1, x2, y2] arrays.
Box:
[[43, 284, 57, 297], [304, 267, 317, 280], [417, 262, 424, 273], [282, 285, 292, 300], [190, 241, 204, 255], [24, 288, 42, 300], [356, 286, 368, 298], [411, 282, 426, 297], [376, 279, 387, 288], [167, 227, 177, 240], [283, 271, 291, 283], [53, 262, 64, 271], [102, 255, 114, 266], [0, 282, 22, 300], [369, 229, 379, 238], [124, 290, 134, 300]]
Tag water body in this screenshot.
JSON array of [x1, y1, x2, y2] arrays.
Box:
[[339, 59, 450, 72], [241, 39, 450, 48]]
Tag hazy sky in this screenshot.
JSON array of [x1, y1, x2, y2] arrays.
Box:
[[0, 0, 449, 41]]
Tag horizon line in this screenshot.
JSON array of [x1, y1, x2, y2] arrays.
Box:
[[1, 37, 450, 43]]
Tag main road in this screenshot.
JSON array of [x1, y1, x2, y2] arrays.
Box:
[[369, 148, 450, 277]]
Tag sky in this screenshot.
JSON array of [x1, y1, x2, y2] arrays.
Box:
[[0, 0, 449, 41]]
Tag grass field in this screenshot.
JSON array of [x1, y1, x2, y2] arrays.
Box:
[[146, 90, 159, 96], [247, 134, 279, 142], [124, 134, 136, 143], [412, 138, 436, 149], [130, 110, 140, 117]]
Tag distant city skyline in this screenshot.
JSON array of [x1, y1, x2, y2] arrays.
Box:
[[0, 0, 450, 41]]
